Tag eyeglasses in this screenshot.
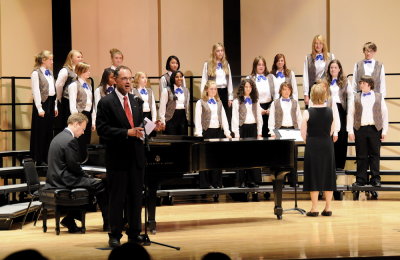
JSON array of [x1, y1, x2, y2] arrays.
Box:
[[118, 77, 133, 81]]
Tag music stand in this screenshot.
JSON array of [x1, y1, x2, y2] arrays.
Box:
[[274, 129, 306, 215], [140, 118, 180, 250]]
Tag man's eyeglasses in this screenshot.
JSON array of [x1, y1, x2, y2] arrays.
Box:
[[117, 77, 133, 81]]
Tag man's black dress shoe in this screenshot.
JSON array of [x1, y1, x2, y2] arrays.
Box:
[[61, 218, 82, 233], [108, 237, 121, 248], [147, 221, 157, 235], [370, 179, 381, 187], [128, 234, 148, 244], [321, 210, 332, 216], [352, 182, 365, 187], [306, 211, 319, 217], [239, 182, 246, 188], [247, 182, 259, 188]]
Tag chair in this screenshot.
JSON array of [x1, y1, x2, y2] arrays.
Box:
[[39, 187, 90, 235], [21, 158, 42, 229]]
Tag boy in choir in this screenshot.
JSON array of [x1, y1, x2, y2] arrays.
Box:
[[352, 42, 386, 97], [195, 80, 232, 189], [232, 79, 263, 188], [347, 75, 388, 187], [268, 82, 302, 137], [131, 72, 157, 122]]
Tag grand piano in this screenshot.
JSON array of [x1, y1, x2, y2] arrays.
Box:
[[84, 136, 296, 223]]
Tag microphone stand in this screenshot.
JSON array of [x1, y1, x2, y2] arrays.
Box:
[[284, 144, 306, 215], [140, 117, 180, 250]]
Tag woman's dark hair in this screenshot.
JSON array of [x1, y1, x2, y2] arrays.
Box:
[[99, 68, 115, 93], [165, 55, 181, 71], [169, 70, 184, 100], [326, 59, 347, 88], [270, 53, 290, 77], [236, 78, 259, 104]]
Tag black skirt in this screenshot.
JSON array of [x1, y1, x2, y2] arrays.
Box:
[[30, 96, 56, 164], [165, 109, 188, 135]]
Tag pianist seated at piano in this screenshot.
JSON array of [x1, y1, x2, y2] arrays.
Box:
[[268, 82, 302, 137], [231, 79, 263, 188], [195, 80, 232, 188], [44, 113, 109, 232]]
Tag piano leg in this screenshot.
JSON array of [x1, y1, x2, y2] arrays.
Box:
[[272, 170, 290, 220]]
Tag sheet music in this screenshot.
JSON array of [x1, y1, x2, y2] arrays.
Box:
[[277, 129, 303, 142]]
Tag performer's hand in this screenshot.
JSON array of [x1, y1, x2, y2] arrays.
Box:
[[304, 96, 309, 105], [226, 135, 232, 139], [228, 100, 233, 107], [381, 134, 386, 141], [91, 125, 96, 132], [348, 134, 355, 141], [54, 110, 58, 117], [265, 109, 270, 115], [270, 134, 276, 139], [38, 111, 45, 117], [154, 120, 164, 131], [333, 135, 338, 142], [257, 135, 263, 139], [128, 127, 144, 138]]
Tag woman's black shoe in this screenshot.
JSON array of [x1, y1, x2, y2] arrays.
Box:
[[306, 211, 319, 217], [321, 210, 332, 216]]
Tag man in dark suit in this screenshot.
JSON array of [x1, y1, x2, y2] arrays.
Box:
[[45, 113, 109, 232], [97, 65, 154, 247]]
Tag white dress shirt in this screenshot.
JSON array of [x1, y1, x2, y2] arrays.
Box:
[[329, 78, 354, 105], [200, 62, 233, 100], [351, 59, 386, 97], [31, 66, 57, 113], [68, 78, 94, 125], [194, 98, 231, 137], [347, 91, 389, 135], [132, 87, 157, 122], [159, 85, 187, 124], [247, 75, 272, 103], [268, 98, 302, 135], [303, 53, 335, 96], [231, 98, 263, 137]]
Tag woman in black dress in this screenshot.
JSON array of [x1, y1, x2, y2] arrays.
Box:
[[301, 83, 337, 217]]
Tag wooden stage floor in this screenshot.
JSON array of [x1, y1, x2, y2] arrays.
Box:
[[1, 193, 400, 260]]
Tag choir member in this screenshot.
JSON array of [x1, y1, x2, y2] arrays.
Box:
[[131, 72, 157, 122], [159, 55, 186, 96], [109, 48, 124, 70]]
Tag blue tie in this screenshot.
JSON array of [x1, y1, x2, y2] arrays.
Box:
[[208, 98, 216, 104], [363, 92, 372, 97], [217, 63, 223, 70], [276, 72, 284, 78], [175, 88, 183, 94], [45, 70, 51, 76], [331, 79, 337, 86], [257, 75, 266, 81], [282, 98, 290, 102], [244, 97, 252, 105], [316, 54, 324, 61], [82, 83, 89, 90], [106, 86, 114, 94], [364, 60, 372, 64], [140, 88, 148, 95]]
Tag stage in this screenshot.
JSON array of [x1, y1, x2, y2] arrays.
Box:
[[1, 193, 400, 259]]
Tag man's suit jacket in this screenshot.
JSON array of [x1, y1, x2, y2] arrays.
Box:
[[45, 129, 90, 189], [96, 91, 145, 170]]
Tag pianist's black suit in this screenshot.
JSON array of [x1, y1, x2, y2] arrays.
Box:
[[44, 129, 108, 225], [96, 90, 145, 239]]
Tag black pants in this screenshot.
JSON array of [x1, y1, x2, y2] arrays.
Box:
[[30, 96, 56, 164], [354, 125, 382, 184], [334, 103, 348, 169], [165, 109, 188, 135], [63, 177, 108, 226], [218, 88, 232, 126], [199, 128, 224, 188], [78, 111, 92, 163], [260, 102, 272, 137], [238, 124, 262, 185], [108, 164, 144, 239]]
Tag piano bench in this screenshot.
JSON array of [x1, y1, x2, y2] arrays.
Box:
[[39, 188, 90, 235]]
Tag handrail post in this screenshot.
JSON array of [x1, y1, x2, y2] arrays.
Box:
[[11, 77, 17, 166]]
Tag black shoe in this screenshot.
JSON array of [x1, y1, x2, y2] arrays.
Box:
[[200, 185, 213, 189], [306, 211, 319, 217], [239, 182, 246, 188], [247, 182, 259, 188], [108, 236, 121, 248], [321, 210, 332, 216], [370, 179, 381, 187], [352, 182, 365, 187], [61, 218, 82, 233], [128, 234, 148, 244]]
